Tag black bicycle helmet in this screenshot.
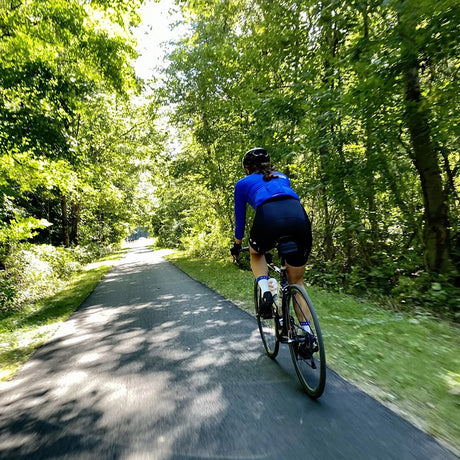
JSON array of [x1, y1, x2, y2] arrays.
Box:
[[242, 147, 270, 168]]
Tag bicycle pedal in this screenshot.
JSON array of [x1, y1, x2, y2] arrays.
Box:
[[279, 335, 291, 344]]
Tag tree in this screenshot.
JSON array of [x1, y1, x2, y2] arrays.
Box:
[[396, 0, 454, 273], [0, 0, 150, 257], [162, 0, 459, 310]]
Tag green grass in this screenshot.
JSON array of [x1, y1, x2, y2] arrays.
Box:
[[0, 252, 123, 382], [166, 250, 460, 455]]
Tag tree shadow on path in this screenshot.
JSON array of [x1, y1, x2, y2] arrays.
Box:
[[0, 246, 456, 460]]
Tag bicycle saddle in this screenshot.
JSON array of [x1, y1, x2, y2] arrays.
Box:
[[276, 237, 298, 256]]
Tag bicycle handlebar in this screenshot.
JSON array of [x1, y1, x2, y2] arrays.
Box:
[[232, 246, 248, 264]]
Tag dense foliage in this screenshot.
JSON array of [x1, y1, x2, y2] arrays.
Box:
[[0, 0, 162, 310], [155, 0, 459, 316], [1, 0, 458, 317]]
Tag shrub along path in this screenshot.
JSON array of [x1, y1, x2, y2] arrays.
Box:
[[0, 242, 457, 459]]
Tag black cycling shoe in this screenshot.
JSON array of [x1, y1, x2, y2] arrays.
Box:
[[259, 291, 274, 319], [297, 332, 318, 360], [297, 342, 313, 360]]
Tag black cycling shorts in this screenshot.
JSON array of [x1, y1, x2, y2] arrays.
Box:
[[249, 196, 312, 267]]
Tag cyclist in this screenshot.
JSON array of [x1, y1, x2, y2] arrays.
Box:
[[231, 147, 312, 319]]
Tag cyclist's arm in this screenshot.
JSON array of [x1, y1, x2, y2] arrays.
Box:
[[234, 182, 247, 241]]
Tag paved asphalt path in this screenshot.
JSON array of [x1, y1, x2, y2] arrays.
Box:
[[0, 242, 457, 460]]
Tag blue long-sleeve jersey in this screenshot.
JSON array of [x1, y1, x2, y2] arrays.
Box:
[[234, 172, 300, 240]]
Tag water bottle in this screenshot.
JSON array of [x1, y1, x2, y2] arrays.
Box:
[[268, 278, 278, 303]]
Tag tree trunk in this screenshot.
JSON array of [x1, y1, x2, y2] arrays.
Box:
[[70, 200, 80, 245], [404, 72, 451, 272], [364, 124, 379, 248], [399, 11, 451, 273], [61, 194, 70, 247], [319, 147, 334, 261], [361, 3, 379, 249]]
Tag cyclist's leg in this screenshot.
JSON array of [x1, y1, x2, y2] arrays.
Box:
[[249, 208, 276, 318], [286, 263, 306, 285], [286, 263, 312, 324], [249, 245, 268, 279], [249, 245, 274, 318], [249, 204, 275, 286], [284, 203, 312, 325]]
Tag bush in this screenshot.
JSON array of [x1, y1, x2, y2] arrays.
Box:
[[0, 242, 115, 313], [0, 274, 16, 311], [0, 244, 80, 309], [71, 243, 117, 264], [307, 257, 460, 320], [180, 214, 232, 261], [391, 272, 460, 319]]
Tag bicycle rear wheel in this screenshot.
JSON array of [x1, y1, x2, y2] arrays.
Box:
[[254, 281, 279, 359], [287, 284, 326, 398]]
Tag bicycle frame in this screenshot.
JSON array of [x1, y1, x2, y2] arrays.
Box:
[[246, 248, 296, 343], [268, 251, 310, 344], [238, 245, 326, 398]]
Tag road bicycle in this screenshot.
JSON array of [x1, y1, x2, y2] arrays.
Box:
[[239, 240, 326, 398]]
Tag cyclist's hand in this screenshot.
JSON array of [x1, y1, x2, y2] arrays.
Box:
[[230, 243, 242, 261]]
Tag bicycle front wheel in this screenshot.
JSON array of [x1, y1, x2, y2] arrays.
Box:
[[287, 284, 326, 398], [254, 281, 279, 359]]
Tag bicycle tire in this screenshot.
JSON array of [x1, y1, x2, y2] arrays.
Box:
[[286, 284, 326, 398], [254, 280, 280, 359]]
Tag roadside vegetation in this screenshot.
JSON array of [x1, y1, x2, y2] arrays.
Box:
[[0, 0, 161, 355], [0, 249, 124, 382], [166, 250, 460, 456], [2, 2, 458, 321], [154, 0, 459, 321]]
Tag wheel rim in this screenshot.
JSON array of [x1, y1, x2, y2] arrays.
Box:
[[287, 285, 326, 398]]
